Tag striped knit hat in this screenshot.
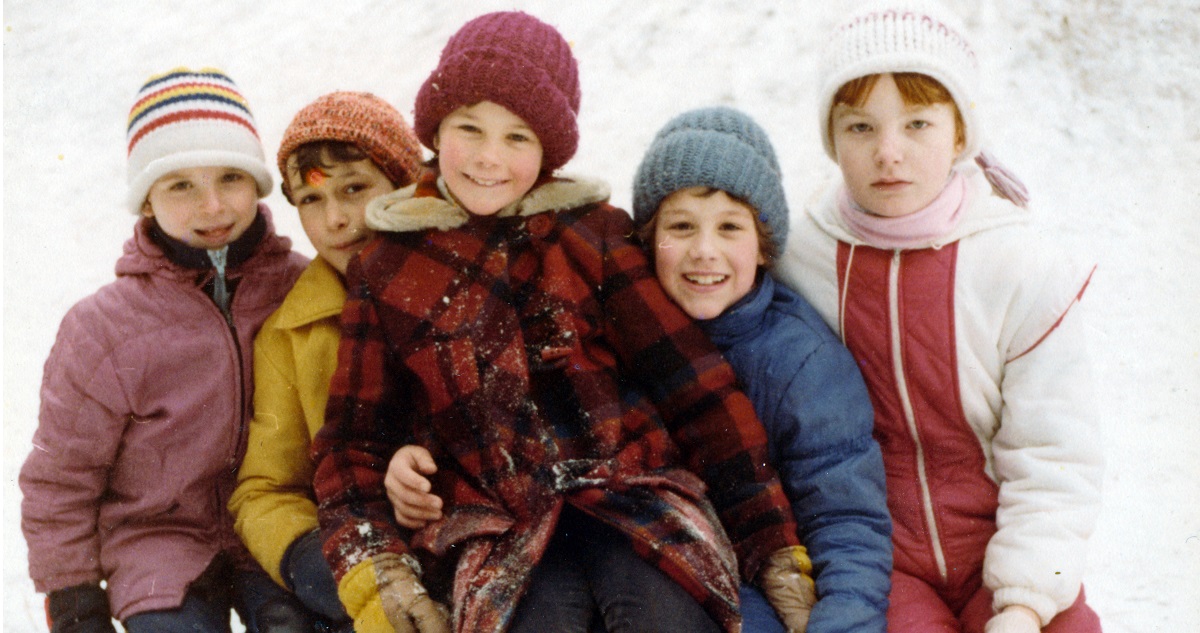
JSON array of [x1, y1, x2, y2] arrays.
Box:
[[126, 67, 272, 213], [414, 11, 580, 173], [277, 92, 424, 202]]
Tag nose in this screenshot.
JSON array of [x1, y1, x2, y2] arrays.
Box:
[[197, 182, 223, 216], [687, 229, 718, 260], [474, 136, 502, 167], [874, 128, 903, 165], [324, 199, 350, 231]]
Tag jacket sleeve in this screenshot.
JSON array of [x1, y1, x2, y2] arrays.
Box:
[[771, 340, 892, 633], [19, 301, 128, 593], [985, 271, 1104, 626], [228, 319, 321, 587], [312, 259, 412, 588], [594, 207, 800, 581]]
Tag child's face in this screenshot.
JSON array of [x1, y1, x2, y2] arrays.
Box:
[[652, 187, 765, 321], [435, 101, 543, 216], [286, 155, 395, 275], [831, 73, 964, 218], [142, 166, 259, 249]]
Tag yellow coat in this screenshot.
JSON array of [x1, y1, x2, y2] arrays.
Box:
[[229, 257, 346, 585]]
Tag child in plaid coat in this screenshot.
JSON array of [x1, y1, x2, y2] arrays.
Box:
[[312, 11, 813, 633]]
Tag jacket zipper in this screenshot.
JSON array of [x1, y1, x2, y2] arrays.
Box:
[[201, 271, 244, 550], [888, 250, 949, 584]]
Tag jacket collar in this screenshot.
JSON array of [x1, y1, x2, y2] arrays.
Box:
[[148, 211, 266, 271], [698, 273, 774, 351], [807, 166, 1029, 249], [366, 169, 611, 233], [116, 203, 293, 278], [270, 257, 347, 330]]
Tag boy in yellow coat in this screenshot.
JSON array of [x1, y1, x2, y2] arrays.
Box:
[[228, 92, 424, 630]]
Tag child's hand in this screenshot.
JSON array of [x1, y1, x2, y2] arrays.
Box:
[[758, 545, 817, 633], [385, 445, 444, 529], [984, 605, 1042, 633]]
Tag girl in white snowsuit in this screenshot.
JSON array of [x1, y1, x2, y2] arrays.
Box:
[[775, 3, 1105, 632]]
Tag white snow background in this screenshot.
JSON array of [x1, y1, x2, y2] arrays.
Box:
[[3, 1, 1198, 631]]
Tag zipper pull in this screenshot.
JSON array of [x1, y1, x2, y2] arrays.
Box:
[[207, 246, 231, 323]]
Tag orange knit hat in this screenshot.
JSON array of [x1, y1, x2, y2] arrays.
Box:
[[277, 91, 424, 201]]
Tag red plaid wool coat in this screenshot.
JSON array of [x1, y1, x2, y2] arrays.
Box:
[[313, 171, 799, 632]]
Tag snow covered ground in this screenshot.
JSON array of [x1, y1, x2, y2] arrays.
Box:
[[4, 1, 1198, 631]]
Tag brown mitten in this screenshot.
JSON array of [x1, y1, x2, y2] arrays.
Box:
[[342, 553, 451, 633], [757, 545, 817, 633]]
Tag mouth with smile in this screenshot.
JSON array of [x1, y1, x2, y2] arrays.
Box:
[[683, 273, 729, 287], [464, 173, 509, 187], [194, 222, 235, 243]]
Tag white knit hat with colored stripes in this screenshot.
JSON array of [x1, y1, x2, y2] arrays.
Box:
[[125, 67, 272, 213]]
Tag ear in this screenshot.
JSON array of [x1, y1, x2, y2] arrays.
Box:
[[140, 200, 155, 218], [432, 132, 440, 152]]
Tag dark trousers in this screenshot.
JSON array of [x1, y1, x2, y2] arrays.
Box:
[[507, 506, 722, 633], [123, 553, 317, 633]]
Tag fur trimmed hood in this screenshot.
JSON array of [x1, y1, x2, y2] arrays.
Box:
[[366, 173, 612, 233]]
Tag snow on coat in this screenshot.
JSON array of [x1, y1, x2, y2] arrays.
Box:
[[313, 171, 800, 633]]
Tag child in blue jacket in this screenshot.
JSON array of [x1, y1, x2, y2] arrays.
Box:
[[630, 106, 893, 633]]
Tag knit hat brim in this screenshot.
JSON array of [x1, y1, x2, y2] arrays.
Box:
[[276, 92, 423, 201], [127, 149, 272, 213], [633, 108, 789, 252]]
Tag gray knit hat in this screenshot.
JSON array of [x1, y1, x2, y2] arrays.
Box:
[[632, 106, 788, 251]]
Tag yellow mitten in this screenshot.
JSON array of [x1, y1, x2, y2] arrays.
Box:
[[339, 553, 451, 633], [757, 545, 817, 633]]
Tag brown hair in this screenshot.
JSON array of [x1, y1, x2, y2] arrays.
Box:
[[636, 187, 778, 268], [282, 141, 369, 202], [829, 72, 965, 148]]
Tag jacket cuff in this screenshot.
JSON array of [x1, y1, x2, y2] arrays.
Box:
[[991, 586, 1058, 627], [741, 524, 802, 582], [338, 558, 382, 621]]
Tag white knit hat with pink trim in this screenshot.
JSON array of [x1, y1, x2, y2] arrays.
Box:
[[817, 0, 982, 163], [125, 67, 272, 213]]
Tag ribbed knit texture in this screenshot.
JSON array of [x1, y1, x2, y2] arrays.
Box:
[[632, 106, 789, 251], [818, 0, 981, 162], [277, 91, 424, 201], [125, 67, 272, 212], [414, 11, 580, 172]]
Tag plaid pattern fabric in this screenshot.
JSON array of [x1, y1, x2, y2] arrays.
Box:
[[314, 172, 799, 632]]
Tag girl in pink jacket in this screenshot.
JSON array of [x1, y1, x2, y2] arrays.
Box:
[[775, 3, 1105, 632], [19, 68, 308, 633]]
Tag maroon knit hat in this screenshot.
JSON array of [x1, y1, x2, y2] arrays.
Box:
[[414, 11, 581, 172], [277, 91, 424, 201]]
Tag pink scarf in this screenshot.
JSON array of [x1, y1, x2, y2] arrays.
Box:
[[838, 172, 969, 249]]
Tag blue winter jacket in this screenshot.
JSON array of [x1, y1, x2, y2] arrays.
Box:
[[704, 274, 892, 633]]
